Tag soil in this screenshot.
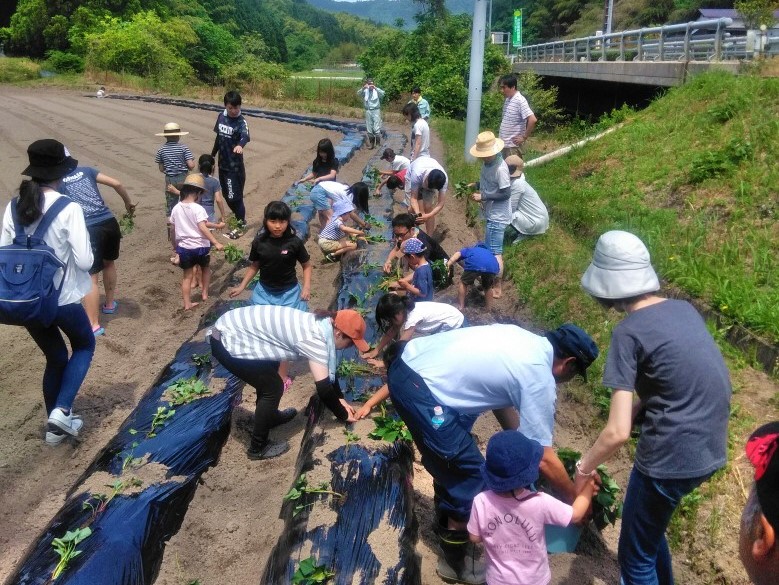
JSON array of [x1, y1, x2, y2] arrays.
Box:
[[0, 86, 772, 585]]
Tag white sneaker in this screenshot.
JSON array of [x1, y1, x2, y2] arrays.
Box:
[[45, 415, 83, 445], [47, 409, 84, 437]]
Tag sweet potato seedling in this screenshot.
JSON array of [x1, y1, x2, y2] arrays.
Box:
[[362, 214, 383, 228], [226, 215, 246, 233], [292, 556, 335, 585], [191, 352, 211, 368], [368, 405, 412, 443], [148, 406, 175, 437], [51, 527, 92, 580], [119, 210, 135, 235], [166, 377, 211, 406], [223, 244, 243, 264]]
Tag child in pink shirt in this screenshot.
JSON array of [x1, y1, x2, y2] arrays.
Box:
[[169, 174, 224, 310], [467, 431, 597, 585]]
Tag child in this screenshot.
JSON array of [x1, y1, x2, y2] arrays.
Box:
[[310, 180, 371, 232], [356, 293, 464, 419], [155, 122, 195, 219], [229, 201, 312, 391], [212, 90, 250, 238], [446, 242, 500, 310], [470, 131, 511, 299], [395, 238, 433, 302], [375, 148, 411, 197], [402, 102, 430, 161], [169, 174, 224, 310], [167, 154, 227, 226], [317, 199, 366, 263], [468, 431, 596, 585], [295, 138, 340, 186], [96, 86, 106, 98]]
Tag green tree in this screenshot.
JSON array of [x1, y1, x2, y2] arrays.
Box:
[[187, 18, 239, 78], [735, 0, 778, 28], [5, 0, 48, 56]]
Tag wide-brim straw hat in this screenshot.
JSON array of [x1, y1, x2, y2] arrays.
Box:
[[469, 131, 504, 158], [182, 173, 205, 190], [581, 230, 660, 299], [504, 154, 525, 177], [22, 139, 78, 181], [155, 122, 189, 137]]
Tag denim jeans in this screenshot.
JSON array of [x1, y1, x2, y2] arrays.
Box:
[[26, 303, 95, 415], [618, 467, 713, 585], [210, 336, 284, 449]]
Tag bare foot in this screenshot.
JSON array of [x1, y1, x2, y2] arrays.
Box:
[[492, 288, 503, 299], [184, 302, 200, 311], [170, 254, 180, 265], [201, 293, 209, 301]]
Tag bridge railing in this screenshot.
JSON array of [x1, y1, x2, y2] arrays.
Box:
[[515, 18, 774, 63]]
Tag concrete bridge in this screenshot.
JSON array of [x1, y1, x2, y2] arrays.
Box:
[[511, 18, 776, 87]]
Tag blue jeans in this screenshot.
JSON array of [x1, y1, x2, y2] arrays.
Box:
[[26, 303, 95, 415], [387, 357, 484, 521], [618, 467, 713, 585], [309, 184, 329, 211]]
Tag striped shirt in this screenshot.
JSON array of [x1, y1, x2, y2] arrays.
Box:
[[319, 216, 345, 241], [214, 305, 329, 364], [155, 142, 194, 176], [499, 92, 535, 148]]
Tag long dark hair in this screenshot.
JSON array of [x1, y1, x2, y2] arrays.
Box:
[[315, 138, 335, 164], [402, 102, 421, 122], [198, 154, 215, 175], [258, 201, 295, 241], [16, 180, 45, 226], [375, 293, 415, 332], [349, 181, 369, 213]]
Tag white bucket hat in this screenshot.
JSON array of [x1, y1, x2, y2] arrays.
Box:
[[581, 230, 660, 299]]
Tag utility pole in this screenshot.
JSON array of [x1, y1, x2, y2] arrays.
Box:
[[465, 0, 488, 162]]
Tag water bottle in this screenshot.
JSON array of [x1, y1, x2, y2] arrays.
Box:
[[431, 406, 445, 429]]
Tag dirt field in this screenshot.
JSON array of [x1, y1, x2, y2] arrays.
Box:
[[0, 86, 767, 585]]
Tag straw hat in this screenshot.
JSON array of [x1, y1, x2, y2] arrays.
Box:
[[469, 131, 504, 158], [182, 173, 205, 190], [505, 154, 525, 178], [581, 231, 660, 300], [155, 122, 189, 137]]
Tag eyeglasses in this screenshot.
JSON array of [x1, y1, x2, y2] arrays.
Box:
[[393, 231, 410, 239]]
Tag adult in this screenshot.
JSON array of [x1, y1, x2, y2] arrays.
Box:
[[498, 74, 537, 159], [61, 164, 136, 336], [385, 323, 598, 583], [575, 230, 731, 585], [406, 156, 448, 235], [209, 306, 368, 460], [503, 155, 548, 245], [382, 212, 450, 275], [357, 78, 385, 150], [410, 86, 431, 121], [402, 102, 430, 161], [740, 422, 779, 585], [0, 140, 95, 445]]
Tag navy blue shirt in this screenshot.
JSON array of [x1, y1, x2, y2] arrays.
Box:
[[61, 167, 114, 227], [213, 110, 250, 171], [411, 263, 434, 301]]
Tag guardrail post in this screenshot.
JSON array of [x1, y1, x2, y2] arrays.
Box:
[[684, 22, 691, 60], [619, 32, 625, 60], [714, 19, 724, 60], [659, 26, 665, 60], [637, 31, 643, 60]]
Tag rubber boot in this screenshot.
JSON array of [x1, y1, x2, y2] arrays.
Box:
[[367, 134, 375, 150], [373, 132, 381, 149], [435, 527, 486, 584]]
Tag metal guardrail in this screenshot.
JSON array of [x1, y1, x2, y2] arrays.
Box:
[[515, 18, 778, 62]]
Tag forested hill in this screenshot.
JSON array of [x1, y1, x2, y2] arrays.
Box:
[[0, 0, 384, 77], [306, 0, 473, 28]]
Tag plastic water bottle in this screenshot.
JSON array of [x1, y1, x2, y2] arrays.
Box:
[[431, 406, 445, 429]]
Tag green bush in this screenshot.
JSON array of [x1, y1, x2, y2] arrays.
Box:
[[221, 56, 289, 92], [44, 50, 84, 73], [0, 57, 41, 82]]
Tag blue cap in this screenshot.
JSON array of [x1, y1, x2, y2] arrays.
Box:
[[481, 431, 544, 492], [545, 323, 599, 381], [402, 237, 426, 255]]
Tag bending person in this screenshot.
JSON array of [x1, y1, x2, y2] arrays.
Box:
[[0, 140, 95, 445], [407, 156, 448, 235], [209, 306, 368, 460], [503, 155, 548, 245], [575, 230, 731, 585]]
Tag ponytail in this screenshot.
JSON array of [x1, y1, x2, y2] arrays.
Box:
[[16, 179, 44, 226]]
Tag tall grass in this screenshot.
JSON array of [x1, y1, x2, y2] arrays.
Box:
[[0, 58, 41, 83]]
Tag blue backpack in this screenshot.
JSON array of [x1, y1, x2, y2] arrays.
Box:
[[0, 197, 70, 328]]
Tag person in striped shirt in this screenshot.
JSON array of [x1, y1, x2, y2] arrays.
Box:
[[154, 122, 195, 217], [209, 306, 368, 460], [498, 74, 537, 159], [317, 199, 366, 263]]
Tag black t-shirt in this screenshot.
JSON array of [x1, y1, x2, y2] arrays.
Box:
[[248, 232, 310, 291], [312, 157, 339, 178]]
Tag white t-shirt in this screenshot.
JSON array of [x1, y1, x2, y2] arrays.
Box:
[[317, 181, 351, 205], [400, 324, 557, 445], [510, 174, 548, 235], [411, 119, 430, 160], [170, 201, 210, 249], [1, 191, 93, 305], [408, 157, 448, 195], [403, 302, 464, 335], [391, 156, 411, 172]]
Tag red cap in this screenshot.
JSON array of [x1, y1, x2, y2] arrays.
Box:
[[333, 310, 369, 352]]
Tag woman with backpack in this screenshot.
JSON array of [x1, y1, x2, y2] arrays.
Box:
[[0, 139, 95, 445]]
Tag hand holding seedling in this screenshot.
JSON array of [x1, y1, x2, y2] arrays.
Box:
[[471, 192, 483, 202]]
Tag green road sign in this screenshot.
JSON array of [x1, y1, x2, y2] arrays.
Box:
[[513, 9, 523, 47]]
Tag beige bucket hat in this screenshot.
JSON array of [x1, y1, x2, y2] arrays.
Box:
[[581, 230, 660, 300], [469, 131, 504, 158], [504, 154, 525, 177], [155, 122, 189, 137]]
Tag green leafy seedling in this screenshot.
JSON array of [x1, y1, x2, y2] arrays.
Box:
[[166, 377, 211, 406], [361, 262, 381, 276], [368, 405, 412, 443], [363, 214, 383, 228], [51, 527, 92, 580], [336, 359, 376, 379], [454, 181, 473, 200], [226, 215, 246, 233], [284, 473, 343, 502], [119, 210, 135, 235], [148, 406, 175, 437], [363, 234, 387, 244], [292, 556, 335, 585], [192, 352, 211, 368], [223, 244, 243, 264], [344, 429, 360, 444]]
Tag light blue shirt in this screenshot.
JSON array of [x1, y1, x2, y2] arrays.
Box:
[[358, 86, 385, 110]]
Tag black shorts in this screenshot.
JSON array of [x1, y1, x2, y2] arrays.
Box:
[[177, 246, 211, 270], [87, 217, 121, 275], [461, 270, 496, 290]]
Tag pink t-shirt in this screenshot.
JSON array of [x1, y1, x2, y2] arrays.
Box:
[[467, 489, 573, 585], [170, 201, 210, 250]]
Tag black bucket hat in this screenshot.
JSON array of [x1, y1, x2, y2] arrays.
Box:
[[22, 139, 78, 181]]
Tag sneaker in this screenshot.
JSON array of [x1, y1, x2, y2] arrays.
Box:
[[48, 408, 83, 437], [271, 408, 297, 428], [45, 414, 83, 444], [323, 253, 337, 264], [247, 440, 290, 460]]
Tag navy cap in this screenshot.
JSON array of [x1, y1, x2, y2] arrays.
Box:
[[545, 323, 599, 381]]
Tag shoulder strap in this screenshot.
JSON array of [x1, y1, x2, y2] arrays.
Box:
[[31, 196, 71, 241]]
